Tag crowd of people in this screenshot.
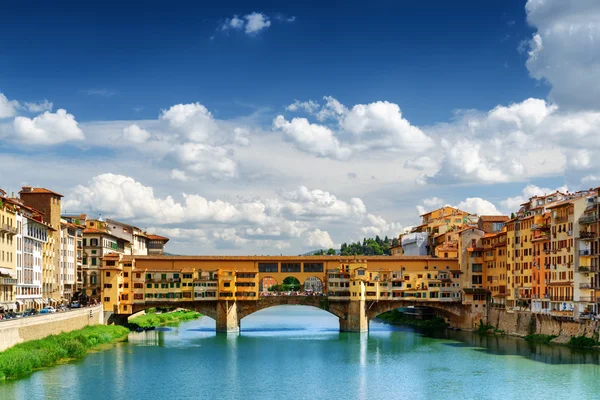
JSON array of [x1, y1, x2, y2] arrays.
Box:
[[259, 290, 326, 297]]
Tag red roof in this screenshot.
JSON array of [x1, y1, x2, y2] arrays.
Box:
[[147, 234, 169, 242], [20, 187, 64, 197], [83, 227, 107, 234], [479, 215, 509, 222]]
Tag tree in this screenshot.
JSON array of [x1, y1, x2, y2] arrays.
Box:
[[327, 248, 336, 255]]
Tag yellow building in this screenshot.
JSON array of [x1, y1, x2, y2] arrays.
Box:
[[0, 191, 18, 312]]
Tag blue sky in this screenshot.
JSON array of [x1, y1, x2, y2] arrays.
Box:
[[0, 0, 598, 254], [1, 0, 543, 123]]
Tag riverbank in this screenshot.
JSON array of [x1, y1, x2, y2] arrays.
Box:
[[129, 309, 202, 328], [487, 308, 600, 350], [0, 324, 129, 380], [377, 309, 449, 330]]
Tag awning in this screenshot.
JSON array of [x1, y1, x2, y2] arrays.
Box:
[[15, 300, 23, 305], [34, 299, 42, 305], [0, 267, 14, 277], [42, 298, 48, 305]]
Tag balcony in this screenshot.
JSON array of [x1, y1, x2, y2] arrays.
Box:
[[0, 224, 9, 233], [579, 249, 594, 256], [7, 226, 17, 236], [531, 223, 550, 231], [0, 277, 17, 285], [579, 231, 596, 241], [578, 266, 598, 273], [579, 214, 598, 225], [577, 296, 595, 303], [555, 215, 570, 223]]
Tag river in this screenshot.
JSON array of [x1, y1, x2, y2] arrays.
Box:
[[1, 306, 600, 399]]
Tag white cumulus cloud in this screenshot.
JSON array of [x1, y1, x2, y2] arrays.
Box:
[[13, 109, 84, 145]]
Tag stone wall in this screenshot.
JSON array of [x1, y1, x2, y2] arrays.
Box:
[[488, 308, 600, 339], [0, 305, 104, 352]]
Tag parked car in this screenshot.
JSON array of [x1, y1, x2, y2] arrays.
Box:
[[39, 308, 49, 314], [43, 306, 56, 313], [23, 308, 37, 316], [70, 301, 81, 309]]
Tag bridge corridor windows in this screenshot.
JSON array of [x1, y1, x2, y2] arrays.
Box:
[[258, 263, 278, 273], [304, 263, 323, 273], [281, 263, 301, 273]]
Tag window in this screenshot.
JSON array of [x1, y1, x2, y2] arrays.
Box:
[[105, 272, 110, 277], [124, 272, 129, 277], [146, 284, 152, 289], [224, 282, 231, 287], [103, 284, 112, 288], [258, 263, 278, 273], [304, 263, 323, 273], [91, 257, 97, 266], [281, 263, 301, 272], [106, 260, 115, 266], [104, 297, 110, 302], [472, 264, 483, 273], [357, 269, 365, 276]]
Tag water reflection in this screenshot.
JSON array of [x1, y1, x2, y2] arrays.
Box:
[[426, 329, 600, 365], [4, 306, 600, 400]]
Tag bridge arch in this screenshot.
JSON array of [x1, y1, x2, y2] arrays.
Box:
[[130, 301, 219, 322], [365, 300, 467, 326], [258, 276, 278, 293], [303, 276, 324, 293], [236, 296, 347, 322]]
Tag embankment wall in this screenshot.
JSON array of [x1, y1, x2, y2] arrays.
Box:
[[0, 306, 104, 352]]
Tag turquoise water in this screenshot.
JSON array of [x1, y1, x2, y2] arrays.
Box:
[[2, 306, 600, 399]]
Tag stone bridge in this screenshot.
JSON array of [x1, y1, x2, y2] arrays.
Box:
[[125, 297, 476, 332]]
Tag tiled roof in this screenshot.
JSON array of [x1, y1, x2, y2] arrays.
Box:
[[479, 215, 509, 222], [130, 255, 457, 261], [82, 227, 106, 234], [20, 187, 64, 197], [147, 234, 170, 242]]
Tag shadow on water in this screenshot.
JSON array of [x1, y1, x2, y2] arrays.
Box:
[[419, 328, 600, 365]]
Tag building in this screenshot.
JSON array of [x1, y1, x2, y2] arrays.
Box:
[[147, 234, 169, 255], [59, 220, 77, 303], [400, 232, 428, 256], [81, 224, 127, 302], [478, 215, 509, 233], [105, 218, 149, 255], [19, 187, 62, 302], [0, 190, 18, 312]]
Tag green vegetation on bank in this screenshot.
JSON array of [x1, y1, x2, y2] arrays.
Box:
[[568, 335, 599, 348], [377, 309, 449, 330], [0, 325, 129, 380], [524, 334, 558, 344], [129, 309, 202, 328]]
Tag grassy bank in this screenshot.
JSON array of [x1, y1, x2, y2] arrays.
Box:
[[129, 309, 202, 328], [377, 309, 449, 330], [0, 325, 129, 380]]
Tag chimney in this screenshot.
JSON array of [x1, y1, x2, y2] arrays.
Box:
[[21, 186, 33, 193]]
